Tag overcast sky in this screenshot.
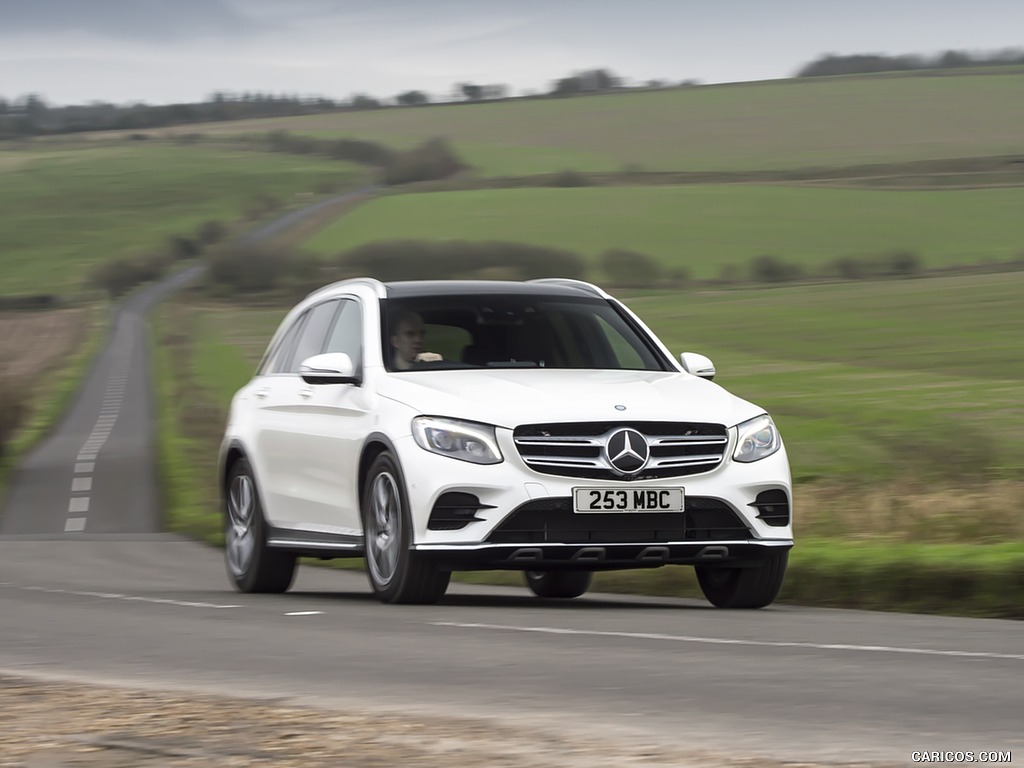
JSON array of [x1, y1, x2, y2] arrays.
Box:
[[2, 0, 1023, 105]]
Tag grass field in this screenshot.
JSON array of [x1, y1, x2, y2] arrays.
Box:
[[0, 142, 369, 296], [304, 185, 1024, 276], [625, 274, 1024, 488], [144, 70, 1024, 176], [164, 269, 1023, 544], [150, 283, 1024, 616]]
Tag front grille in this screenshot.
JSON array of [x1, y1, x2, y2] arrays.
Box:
[[513, 421, 729, 480], [486, 496, 751, 544]]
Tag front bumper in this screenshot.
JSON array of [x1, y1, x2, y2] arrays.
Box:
[[394, 429, 793, 570]]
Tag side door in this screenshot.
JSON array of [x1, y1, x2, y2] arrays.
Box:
[[254, 299, 339, 528], [289, 298, 372, 534]]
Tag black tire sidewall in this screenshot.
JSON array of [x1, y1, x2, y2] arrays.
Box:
[[362, 451, 414, 602], [225, 457, 295, 593]]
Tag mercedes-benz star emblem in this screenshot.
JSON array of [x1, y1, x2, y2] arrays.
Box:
[[605, 428, 650, 475]]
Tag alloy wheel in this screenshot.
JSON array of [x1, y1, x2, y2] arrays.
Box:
[[366, 471, 401, 587]]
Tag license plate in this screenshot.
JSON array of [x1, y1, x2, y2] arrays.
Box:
[[573, 488, 684, 513]]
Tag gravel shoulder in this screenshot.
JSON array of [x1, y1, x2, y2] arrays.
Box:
[[0, 675, 893, 768]]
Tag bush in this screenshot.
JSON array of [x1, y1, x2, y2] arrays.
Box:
[[88, 253, 171, 298], [750, 254, 802, 283], [599, 248, 663, 287], [168, 235, 201, 260], [833, 255, 870, 279], [334, 240, 586, 281], [206, 244, 324, 295], [884, 250, 922, 276], [195, 220, 227, 246], [243, 193, 284, 221], [549, 170, 592, 187], [382, 138, 465, 185], [0, 295, 58, 311], [0, 379, 26, 459], [265, 130, 394, 166]]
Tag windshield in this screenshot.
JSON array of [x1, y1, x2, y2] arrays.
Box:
[[381, 294, 669, 372]]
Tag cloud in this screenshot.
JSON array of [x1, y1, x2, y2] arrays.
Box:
[[0, 0, 259, 41]]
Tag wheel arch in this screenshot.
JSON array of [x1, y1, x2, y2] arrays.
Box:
[[220, 440, 250, 519], [358, 433, 400, 509]]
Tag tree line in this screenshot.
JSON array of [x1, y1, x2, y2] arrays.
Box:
[[797, 48, 1024, 77], [4, 47, 1021, 140], [0, 68, 649, 139]]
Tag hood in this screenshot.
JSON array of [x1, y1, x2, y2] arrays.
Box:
[[376, 368, 764, 429]]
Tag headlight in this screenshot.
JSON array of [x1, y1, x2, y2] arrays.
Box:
[[732, 414, 781, 463], [412, 417, 503, 465]]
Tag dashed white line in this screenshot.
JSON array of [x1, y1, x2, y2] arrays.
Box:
[[74, 463, 94, 474], [11, 585, 240, 610], [68, 497, 89, 514], [285, 611, 325, 616], [71, 477, 92, 492], [64, 517, 86, 532], [431, 622, 1024, 662]]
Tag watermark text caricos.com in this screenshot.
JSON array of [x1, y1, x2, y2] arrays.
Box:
[[912, 752, 1011, 763]]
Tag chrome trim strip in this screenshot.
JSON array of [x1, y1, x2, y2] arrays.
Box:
[[648, 455, 723, 467], [514, 436, 603, 445], [652, 436, 729, 445], [414, 539, 793, 552], [267, 539, 362, 550]]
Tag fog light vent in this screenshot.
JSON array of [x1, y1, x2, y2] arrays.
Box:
[[750, 489, 790, 527], [428, 492, 494, 531]]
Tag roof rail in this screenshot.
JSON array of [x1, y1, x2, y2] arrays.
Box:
[[306, 276, 387, 300], [528, 278, 611, 299]]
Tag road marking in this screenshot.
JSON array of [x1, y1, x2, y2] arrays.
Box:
[[71, 477, 92, 492], [64, 518, 86, 532], [68, 497, 90, 513], [285, 611, 325, 616], [74, 463, 94, 474], [12, 585, 240, 609], [431, 622, 1024, 662]]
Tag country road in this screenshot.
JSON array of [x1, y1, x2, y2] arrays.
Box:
[[1, 188, 1021, 767], [0, 188, 373, 537]]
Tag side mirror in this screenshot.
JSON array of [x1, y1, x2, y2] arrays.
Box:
[[299, 352, 359, 385], [679, 352, 716, 381]]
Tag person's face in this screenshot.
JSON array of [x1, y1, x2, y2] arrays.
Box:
[[391, 318, 425, 366]]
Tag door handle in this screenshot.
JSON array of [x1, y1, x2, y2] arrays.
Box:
[[254, 388, 270, 399], [298, 388, 313, 399]]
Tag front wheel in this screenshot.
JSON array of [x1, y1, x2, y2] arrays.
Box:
[[362, 451, 450, 604], [524, 570, 593, 599], [224, 458, 296, 593], [695, 549, 788, 609]]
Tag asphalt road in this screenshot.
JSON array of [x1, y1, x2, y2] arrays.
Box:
[[0, 539, 1021, 765], [1, 187, 1020, 766]]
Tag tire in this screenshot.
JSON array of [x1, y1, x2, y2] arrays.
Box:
[[224, 458, 297, 594], [523, 570, 593, 599], [362, 451, 451, 604], [695, 549, 789, 609]]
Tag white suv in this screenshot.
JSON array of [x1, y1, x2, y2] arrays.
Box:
[[220, 278, 793, 607]]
